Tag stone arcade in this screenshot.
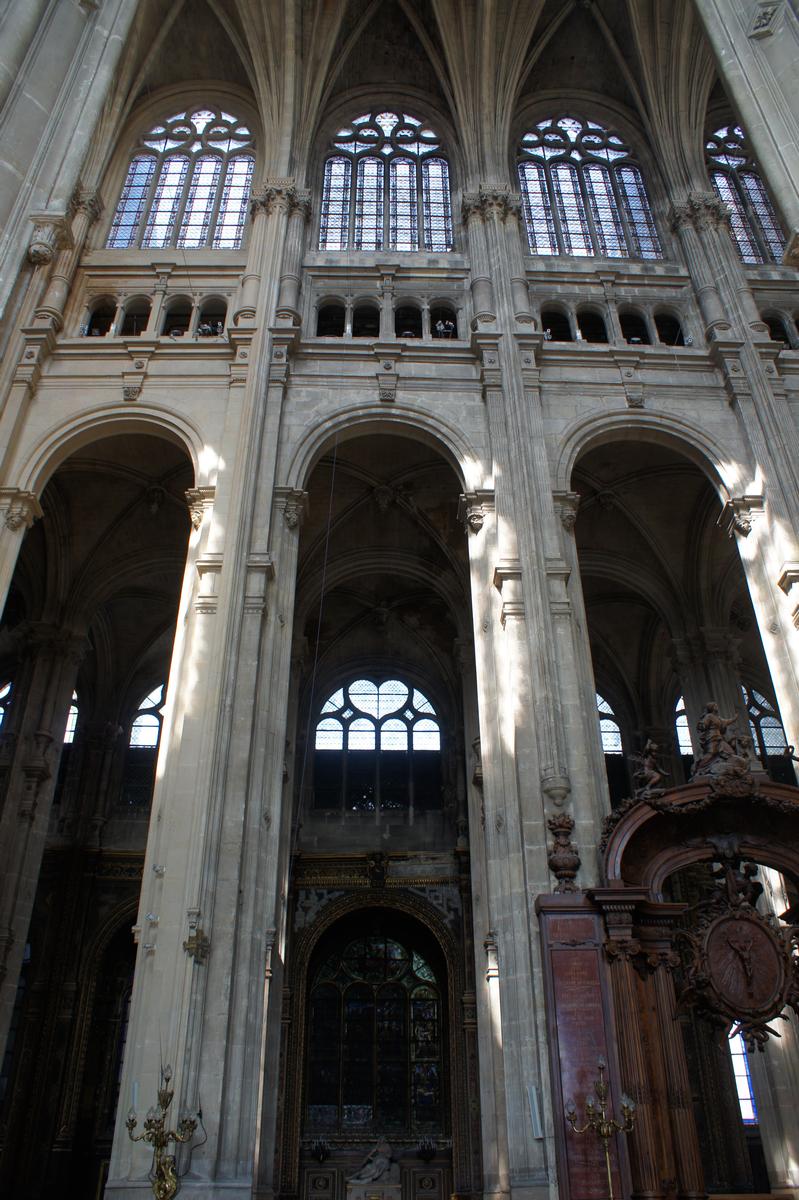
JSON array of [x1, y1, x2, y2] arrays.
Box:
[[0, 3, 798, 1200]]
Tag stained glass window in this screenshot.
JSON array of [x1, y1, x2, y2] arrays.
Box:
[[0, 681, 11, 732], [107, 108, 254, 250], [706, 125, 785, 264], [307, 934, 444, 1135], [313, 678, 441, 812], [129, 685, 164, 749], [596, 693, 622, 754], [675, 696, 693, 756], [518, 115, 662, 260], [742, 685, 788, 762], [729, 1032, 758, 1124], [319, 111, 453, 251], [63, 691, 79, 744]]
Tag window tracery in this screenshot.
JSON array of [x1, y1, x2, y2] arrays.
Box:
[[596, 692, 622, 754], [742, 685, 788, 761], [129, 685, 164, 749], [0, 681, 10, 731], [313, 678, 441, 812], [319, 112, 453, 252], [517, 116, 662, 260], [107, 108, 255, 250], [306, 934, 443, 1135], [706, 125, 785, 264]]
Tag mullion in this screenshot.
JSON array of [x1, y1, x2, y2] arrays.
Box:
[[170, 158, 199, 247], [544, 162, 568, 253]]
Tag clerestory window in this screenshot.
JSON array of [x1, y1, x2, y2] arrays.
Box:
[[706, 125, 785, 265], [107, 107, 255, 250], [313, 678, 441, 813], [63, 691, 79, 744], [319, 111, 453, 252], [518, 115, 662, 260]]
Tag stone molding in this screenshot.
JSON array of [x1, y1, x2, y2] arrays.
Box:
[[0, 489, 43, 531]]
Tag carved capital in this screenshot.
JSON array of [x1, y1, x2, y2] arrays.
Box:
[[0, 488, 43, 531], [251, 177, 305, 217], [185, 486, 215, 531], [462, 186, 521, 224], [70, 185, 103, 224], [274, 487, 308, 529]]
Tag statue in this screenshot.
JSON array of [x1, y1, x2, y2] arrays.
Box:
[[691, 701, 755, 797], [348, 1140, 398, 1184], [632, 739, 668, 799]]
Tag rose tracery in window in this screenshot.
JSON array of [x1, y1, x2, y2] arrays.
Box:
[[517, 115, 662, 260], [319, 111, 453, 252], [313, 678, 441, 813], [107, 108, 255, 250], [706, 124, 785, 265]]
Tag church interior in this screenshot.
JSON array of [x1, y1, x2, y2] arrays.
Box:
[[0, 2, 798, 1199]]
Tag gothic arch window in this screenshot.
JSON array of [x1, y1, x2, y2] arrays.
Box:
[[0, 681, 10, 731], [319, 112, 453, 252], [313, 678, 441, 813], [129, 684, 165, 749], [121, 685, 165, 807], [63, 691, 79, 744], [306, 931, 443, 1135], [706, 125, 785, 264], [742, 685, 790, 773], [517, 115, 662, 259], [596, 692, 622, 754], [107, 107, 255, 249]]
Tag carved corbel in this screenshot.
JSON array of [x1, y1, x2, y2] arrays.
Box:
[[274, 487, 309, 530], [718, 494, 764, 538], [458, 489, 494, 534], [552, 490, 580, 532], [27, 214, 72, 265], [185, 486, 215, 531], [0, 489, 43, 531]]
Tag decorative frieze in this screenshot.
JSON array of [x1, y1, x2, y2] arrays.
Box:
[[0, 488, 43, 531]]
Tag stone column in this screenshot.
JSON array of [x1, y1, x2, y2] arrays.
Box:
[[274, 188, 312, 325], [668, 198, 730, 335], [0, 624, 85, 1059]]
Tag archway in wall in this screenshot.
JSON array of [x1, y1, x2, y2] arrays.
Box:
[[0, 432, 193, 1199], [270, 433, 482, 1200], [570, 438, 794, 802]]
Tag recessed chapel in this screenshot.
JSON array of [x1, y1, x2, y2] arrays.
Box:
[[0, 3, 798, 1200]]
